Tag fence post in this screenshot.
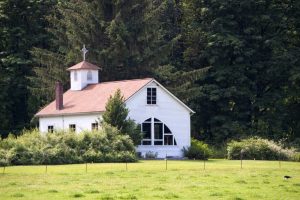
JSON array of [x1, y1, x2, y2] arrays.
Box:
[[240, 150, 243, 169], [85, 163, 87, 173], [165, 153, 168, 170], [203, 151, 206, 170], [279, 149, 281, 168], [279, 160, 281, 168], [2, 166, 5, 174]]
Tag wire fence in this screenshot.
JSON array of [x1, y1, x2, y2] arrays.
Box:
[[1, 158, 296, 175]]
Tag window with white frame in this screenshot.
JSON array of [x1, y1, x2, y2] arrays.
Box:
[[141, 118, 177, 146], [91, 122, 98, 130], [147, 88, 156, 104], [87, 70, 92, 81], [69, 124, 76, 132], [48, 125, 54, 133]]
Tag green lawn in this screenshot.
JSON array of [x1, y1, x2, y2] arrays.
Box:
[[0, 160, 299, 200]]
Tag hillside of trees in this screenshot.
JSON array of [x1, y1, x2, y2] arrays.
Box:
[[1, 0, 299, 147]]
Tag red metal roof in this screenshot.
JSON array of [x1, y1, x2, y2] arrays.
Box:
[[35, 78, 153, 117], [67, 61, 101, 71]]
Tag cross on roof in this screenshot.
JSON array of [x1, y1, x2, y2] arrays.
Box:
[[81, 44, 88, 61]]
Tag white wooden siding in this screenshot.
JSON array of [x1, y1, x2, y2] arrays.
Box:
[[39, 114, 101, 133], [126, 82, 191, 158]]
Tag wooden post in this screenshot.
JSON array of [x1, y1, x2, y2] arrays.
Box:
[[126, 161, 128, 171], [279, 160, 281, 168], [279, 150, 281, 168], [45, 165, 48, 173], [85, 163, 87, 173], [240, 150, 243, 169], [165, 153, 168, 170], [203, 151, 206, 170], [2, 166, 5, 174]]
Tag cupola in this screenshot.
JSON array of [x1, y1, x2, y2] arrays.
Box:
[[67, 45, 100, 91]]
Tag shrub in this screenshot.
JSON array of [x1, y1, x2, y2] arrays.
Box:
[[82, 149, 103, 163], [293, 152, 300, 162], [0, 126, 137, 166], [227, 137, 297, 160], [9, 144, 35, 165], [183, 139, 212, 160], [211, 145, 227, 159], [145, 151, 158, 159], [0, 149, 10, 167]]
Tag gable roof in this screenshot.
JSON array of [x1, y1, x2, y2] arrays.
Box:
[[67, 61, 100, 71], [35, 78, 194, 117], [144, 79, 195, 114], [35, 78, 152, 117]]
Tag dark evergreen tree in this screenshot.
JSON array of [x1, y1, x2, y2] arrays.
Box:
[[178, 0, 300, 143], [30, 0, 177, 113], [0, 0, 57, 136], [102, 89, 142, 145], [282, 0, 300, 145]]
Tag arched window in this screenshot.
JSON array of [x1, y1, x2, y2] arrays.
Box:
[[74, 71, 78, 81], [141, 118, 177, 146], [87, 70, 92, 81]]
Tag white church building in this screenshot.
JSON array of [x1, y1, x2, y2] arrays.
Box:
[[35, 49, 194, 158]]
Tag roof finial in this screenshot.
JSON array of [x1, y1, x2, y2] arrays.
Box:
[[81, 44, 88, 61]]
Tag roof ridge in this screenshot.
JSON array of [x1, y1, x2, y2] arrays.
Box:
[[98, 77, 153, 85], [67, 60, 100, 71]]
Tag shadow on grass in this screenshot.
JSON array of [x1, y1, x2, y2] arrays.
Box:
[[48, 189, 59, 193], [85, 189, 100, 194], [11, 193, 24, 198], [210, 192, 224, 197], [71, 193, 85, 198]]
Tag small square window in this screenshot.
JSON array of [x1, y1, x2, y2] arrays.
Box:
[[48, 125, 54, 133], [69, 124, 76, 132], [91, 123, 98, 130]]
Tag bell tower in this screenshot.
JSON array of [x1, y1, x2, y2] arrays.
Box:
[[67, 45, 100, 91]]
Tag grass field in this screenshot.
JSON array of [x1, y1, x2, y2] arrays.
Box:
[[0, 159, 299, 200]]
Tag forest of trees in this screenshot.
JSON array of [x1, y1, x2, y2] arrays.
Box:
[[0, 0, 299, 146]]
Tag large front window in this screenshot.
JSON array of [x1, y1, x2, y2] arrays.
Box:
[[141, 118, 177, 146]]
